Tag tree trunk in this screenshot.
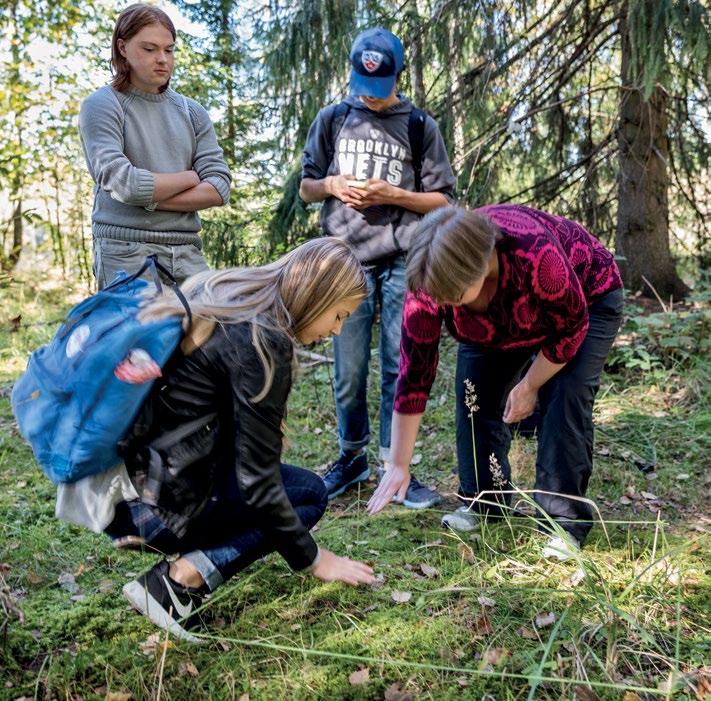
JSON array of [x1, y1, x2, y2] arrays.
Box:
[[7, 0, 24, 269], [615, 5, 689, 299], [220, 5, 236, 165], [408, 9, 426, 109]]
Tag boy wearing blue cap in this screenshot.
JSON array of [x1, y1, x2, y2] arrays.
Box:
[[300, 27, 456, 508]]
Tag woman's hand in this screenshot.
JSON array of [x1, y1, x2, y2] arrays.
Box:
[[310, 548, 375, 586], [503, 379, 538, 424], [367, 465, 410, 515]]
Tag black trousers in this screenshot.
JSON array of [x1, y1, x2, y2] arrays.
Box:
[[454, 288, 623, 544]]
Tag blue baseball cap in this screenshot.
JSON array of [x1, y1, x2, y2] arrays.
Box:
[[349, 28, 405, 100]]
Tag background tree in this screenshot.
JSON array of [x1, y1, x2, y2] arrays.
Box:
[[0, 0, 103, 276], [257, 0, 709, 297]]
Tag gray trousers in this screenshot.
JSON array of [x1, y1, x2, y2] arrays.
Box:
[[93, 238, 209, 289]]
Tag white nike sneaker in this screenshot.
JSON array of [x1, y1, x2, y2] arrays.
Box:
[[123, 560, 204, 642], [542, 534, 581, 562], [441, 506, 480, 532]]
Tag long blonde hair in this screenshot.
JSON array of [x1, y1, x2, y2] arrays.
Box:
[[406, 206, 500, 302], [141, 238, 366, 400]]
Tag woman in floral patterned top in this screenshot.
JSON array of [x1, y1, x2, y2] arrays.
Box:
[[367, 204, 623, 559]]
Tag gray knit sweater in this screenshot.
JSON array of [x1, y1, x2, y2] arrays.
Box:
[[79, 85, 232, 246]]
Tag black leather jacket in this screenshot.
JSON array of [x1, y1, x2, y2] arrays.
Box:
[[120, 320, 318, 571]]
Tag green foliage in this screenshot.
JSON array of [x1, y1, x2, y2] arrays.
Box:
[[265, 166, 320, 256], [627, 0, 710, 99], [0, 0, 106, 275], [254, 0, 709, 272], [1, 273, 710, 699], [609, 294, 711, 372]]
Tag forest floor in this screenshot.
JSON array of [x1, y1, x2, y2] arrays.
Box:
[[0, 271, 709, 701]]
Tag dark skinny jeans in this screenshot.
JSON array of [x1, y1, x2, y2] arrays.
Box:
[[454, 288, 623, 544]]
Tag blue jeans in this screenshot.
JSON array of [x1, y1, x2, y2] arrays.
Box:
[[332, 254, 406, 461], [105, 464, 328, 591], [454, 288, 623, 544]]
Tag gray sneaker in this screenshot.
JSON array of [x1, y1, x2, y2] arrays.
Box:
[[441, 506, 479, 532], [542, 534, 580, 561]]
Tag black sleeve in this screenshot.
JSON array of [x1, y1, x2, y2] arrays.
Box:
[[219, 325, 318, 571]]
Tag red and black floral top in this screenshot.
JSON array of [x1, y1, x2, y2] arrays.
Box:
[[394, 204, 622, 415]]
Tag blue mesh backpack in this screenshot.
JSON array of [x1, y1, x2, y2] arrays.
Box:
[[11, 256, 191, 484]]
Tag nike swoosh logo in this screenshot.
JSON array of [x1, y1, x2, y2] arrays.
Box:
[[162, 576, 194, 619]]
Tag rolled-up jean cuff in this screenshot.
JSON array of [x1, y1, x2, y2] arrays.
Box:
[[182, 550, 223, 591], [378, 446, 391, 462], [340, 438, 369, 452]]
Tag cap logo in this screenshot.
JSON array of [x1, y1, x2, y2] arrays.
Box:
[[361, 51, 383, 73]]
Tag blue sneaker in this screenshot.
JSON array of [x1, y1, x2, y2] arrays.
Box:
[[401, 474, 442, 509], [323, 452, 370, 499]]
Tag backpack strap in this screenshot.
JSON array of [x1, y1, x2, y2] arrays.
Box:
[[408, 107, 426, 193], [325, 101, 352, 170], [103, 255, 193, 329]]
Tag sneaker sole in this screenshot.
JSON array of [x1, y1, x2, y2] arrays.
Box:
[[401, 495, 442, 509], [326, 469, 370, 500], [123, 581, 200, 643]]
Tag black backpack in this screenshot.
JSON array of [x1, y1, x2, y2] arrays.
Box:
[[324, 101, 427, 192]]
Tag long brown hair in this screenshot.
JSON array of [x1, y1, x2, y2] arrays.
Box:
[[111, 4, 176, 93], [407, 206, 500, 303]]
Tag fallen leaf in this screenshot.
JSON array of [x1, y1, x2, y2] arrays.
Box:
[[517, 626, 538, 640], [469, 614, 493, 637], [420, 563, 439, 578], [619, 495, 632, 505], [57, 572, 78, 594], [457, 542, 476, 564], [574, 685, 602, 701], [391, 590, 412, 604], [484, 648, 507, 666], [410, 453, 422, 465], [622, 693, 642, 701], [477, 595, 496, 608], [348, 667, 369, 685], [238, 694, 250, 701], [370, 573, 386, 590], [645, 472, 659, 481], [693, 666, 711, 701], [535, 612, 556, 628], [676, 473, 690, 481], [27, 572, 42, 585], [640, 491, 659, 501], [140, 633, 174, 656], [457, 676, 469, 687], [384, 682, 413, 701], [178, 661, 199, 677], [568, 569, 586, 587], [105, 693, 133, 701]]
